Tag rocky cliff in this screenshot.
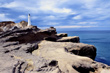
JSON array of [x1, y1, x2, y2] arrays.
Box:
[[0, 21, 110, 73]]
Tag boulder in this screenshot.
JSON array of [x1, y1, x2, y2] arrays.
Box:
[[57, 36, 80, 43], [64, 42, 96, 60]]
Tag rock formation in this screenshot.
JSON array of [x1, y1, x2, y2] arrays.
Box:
[[18, 21, 28, 28], [0, 21, 32, 32], [57, 36, 80, 43], [0, 21, 15, 32], [0, 21, 15, 27], [56, 33, 68, 37], [0, 21, 110, 73]]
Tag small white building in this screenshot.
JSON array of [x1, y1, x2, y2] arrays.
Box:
[[28, 14, 31, 26]]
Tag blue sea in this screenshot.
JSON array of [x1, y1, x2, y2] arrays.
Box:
[[57, 30, 110, 65]]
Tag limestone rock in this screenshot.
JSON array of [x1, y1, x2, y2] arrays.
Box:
[[18, 21, 28, 28], [0, 40, 109, 73], [32, 41, 110, 73], [0, 41, 63, 73], [65, 42, 96, 60], [0, 21, 15, 27], [57, 36, 80, 43], [0, 21, 16, 32], [0, 21, 35, 32], [0, 23, 109, 73], [0, 27, 56, 43]]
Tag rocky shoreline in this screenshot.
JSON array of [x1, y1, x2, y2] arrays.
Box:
[[0, 21, 110, 73]]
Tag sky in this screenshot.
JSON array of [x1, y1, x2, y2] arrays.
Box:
[[0, 0, 110, 30]]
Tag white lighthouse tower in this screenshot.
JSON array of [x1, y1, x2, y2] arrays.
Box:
[[28, 14, 31, 26]]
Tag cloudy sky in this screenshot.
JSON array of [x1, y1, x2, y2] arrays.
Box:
[[0, 0, 110, 30]]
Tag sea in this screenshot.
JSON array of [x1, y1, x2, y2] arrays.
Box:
[[57, 30, 110, 65]]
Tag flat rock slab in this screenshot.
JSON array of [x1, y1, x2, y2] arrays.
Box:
[[57, 36, 80, 43]]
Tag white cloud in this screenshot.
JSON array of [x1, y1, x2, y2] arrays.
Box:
[[52, 8, 73, 14], [0, 1, 39, 13], [96, 15, 110, 20], [43, 15, 57, 20], [0, 0, 110, 27], [0, 0, 75, 15], [49, 15, 55, 19], [18, 15, 27, 19], [0, 0, 106, 19], [81, 0, 96, 9], [31, 16, 38, 20], [78, 22, 97, 24], [0, 13, 15, 21], [18, 15, 38, 20], [0, 1, 22, 8], [0, 0, 13, 4], [39, 0, 67, 9], [89, 22, 97, 24], [72, 15, 82, 20], [39, 0, 75, 14], [78, 22, 88, 24], [79, 0, 110, 20], [55, 25, 97, 28], [47, 22, 59, 25]]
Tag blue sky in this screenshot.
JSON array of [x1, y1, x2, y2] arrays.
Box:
[[0, 0, 110, 30]]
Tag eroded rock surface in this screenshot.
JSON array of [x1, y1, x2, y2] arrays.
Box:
[[0, 27, 56, 43], [32, 41, 110, 73], [0, 21, 15, 32], [0, 21, 110, 73]]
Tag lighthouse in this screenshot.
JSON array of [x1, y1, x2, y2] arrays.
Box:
[[28, 14, 31, 26]]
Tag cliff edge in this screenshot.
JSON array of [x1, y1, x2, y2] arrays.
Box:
[[0, 21, 110, 73]]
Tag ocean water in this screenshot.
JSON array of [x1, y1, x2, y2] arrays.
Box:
[[57, 31, 110, 65]]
